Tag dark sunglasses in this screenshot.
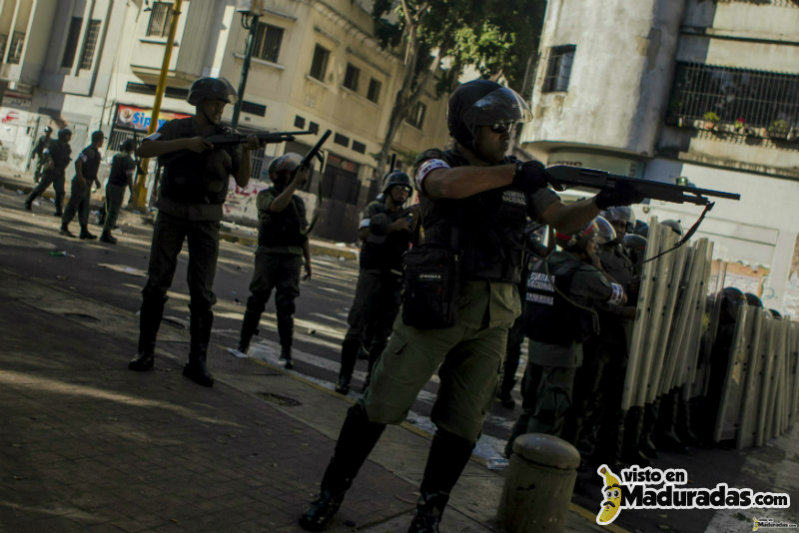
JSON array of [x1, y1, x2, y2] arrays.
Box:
[[489, 122, 514, 134]]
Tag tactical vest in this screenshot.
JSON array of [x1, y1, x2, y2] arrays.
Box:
[[258, 188, 307, 248], [418, 149, 529, 284], [159, 118, 235, 205], [524, 253, 596, 346], [360, 199, 413, 272], [599, 241, 634, 292]]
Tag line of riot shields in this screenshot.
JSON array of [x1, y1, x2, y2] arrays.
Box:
[[620, 218, 798, 460]]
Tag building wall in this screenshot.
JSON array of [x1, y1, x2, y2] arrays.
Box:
[[521, 0, 799, 315]]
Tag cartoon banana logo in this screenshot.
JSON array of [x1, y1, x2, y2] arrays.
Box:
[[753, 517, 760, 531], [596, 464, 623, 525]]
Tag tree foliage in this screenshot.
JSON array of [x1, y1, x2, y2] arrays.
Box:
[[371, 0, 547, 175]]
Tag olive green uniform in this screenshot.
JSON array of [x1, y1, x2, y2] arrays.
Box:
[[506, 251, 621, 454], [361, 149, 559, 443]]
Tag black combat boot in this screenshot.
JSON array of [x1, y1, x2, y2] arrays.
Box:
[[621, 407, 651, 466], [129, 294, 165, 371], [237, 307, 262, 354], [656, 389, 687, 453], [79, 228, 97, 240], [335, 337, 360, 395], [183, 308, 214, 387], [640, 401, 659, 459], [409, 429, 475, 533], [299, 404, 386, 531], [277, 313, 294, 369], [676, 387, 700, 446]]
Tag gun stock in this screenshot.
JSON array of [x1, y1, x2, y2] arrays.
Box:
[[546, 165, 740, 205]]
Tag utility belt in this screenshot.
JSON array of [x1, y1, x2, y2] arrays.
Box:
[[401, 242, 460, 329]]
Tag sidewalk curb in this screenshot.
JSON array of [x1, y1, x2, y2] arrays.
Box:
[[1, 172, 358, 261]]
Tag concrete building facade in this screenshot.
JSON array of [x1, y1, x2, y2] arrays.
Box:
[[521, 0, 799, 315], [0, 0, 450, 241]]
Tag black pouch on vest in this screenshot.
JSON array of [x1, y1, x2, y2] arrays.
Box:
[[401, 244, 460, 329]]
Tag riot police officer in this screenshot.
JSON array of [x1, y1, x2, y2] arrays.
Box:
[[61, 130, 105, 239], [335, 170, 417, 395], [236, 153, 312, 369], [30, 125, 53, 183], [101, 139, 138, 244], [299, 79, 643, 533], [506, 219, 626, 456], [127, 77, 262, 387], [25, 127, 72, 216]]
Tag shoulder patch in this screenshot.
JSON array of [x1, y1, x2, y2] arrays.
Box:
[[415, 158, 450, 190]]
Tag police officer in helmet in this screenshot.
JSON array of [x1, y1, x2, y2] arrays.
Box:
[[236, 153, 312, 369], [335, 168, 417, 395], [299, 79, 643, 532], [25, 127, 73, 215], [128, 77, 263, 387]]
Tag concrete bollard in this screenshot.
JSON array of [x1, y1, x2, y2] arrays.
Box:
[[497, 433, 581, 533]]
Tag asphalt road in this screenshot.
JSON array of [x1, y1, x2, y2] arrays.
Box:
[[0, 185, 522, 463]]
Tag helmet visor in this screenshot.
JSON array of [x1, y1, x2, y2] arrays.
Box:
[[594, 216, 617, 245], [461, 87, 531, 129]]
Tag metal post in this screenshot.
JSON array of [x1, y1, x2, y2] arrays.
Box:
[[131, 0, 183, 209], [231, 12, 260, 129]]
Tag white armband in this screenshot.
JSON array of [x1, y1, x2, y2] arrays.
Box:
[[608, 283, 625, 306], [144, 132, 162, 141], [414, 159, 450, 190], [359, 218, 370, 229]]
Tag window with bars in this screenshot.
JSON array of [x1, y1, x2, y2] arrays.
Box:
[[146, 2, 173, 38], [667, 62, 799, 133], [78, 20, 101, 70], [253, 23, 283, 63], [367, 78, 381, 103], [61, 17, 83, 68], [407, 101, 427, 129], [333, 133, 350, 147], [543, 45, 576, 93], [309, 44, 330, 82], [352, 140, 366, 154], [7, 32, 25, 64], [343, 63, 360, 91]]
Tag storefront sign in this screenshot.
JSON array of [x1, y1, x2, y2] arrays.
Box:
[[115, 104, 191, 132]]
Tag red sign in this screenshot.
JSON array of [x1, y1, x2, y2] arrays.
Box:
[[115, 104, 191, 132]]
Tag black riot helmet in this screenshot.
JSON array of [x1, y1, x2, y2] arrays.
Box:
[[447, 79, 530, 149], [268, 153, 303, 187], [594, 216, 617, 246], [58, 127, 72, 140], [120, 139, 137, 152], [555, 219, 601, 253], [633, 220, 649, 238], [44, 126, 53, 134], [382, 170, 412, 195], [719, 287, 745, 323], [744, 293, 763, 308], [187, 77, 237, 106]]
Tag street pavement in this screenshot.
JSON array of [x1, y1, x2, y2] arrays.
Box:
[[1, 172, 798, 532]]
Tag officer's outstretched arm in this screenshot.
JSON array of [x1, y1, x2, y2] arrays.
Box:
[[540, 198, 601, 235], [423, 165, 515, 199], [137, 137, 211, 158]]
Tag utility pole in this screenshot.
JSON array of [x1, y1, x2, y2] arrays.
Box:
[[131, 0, 184, 209], [231, 6, 261, 129]]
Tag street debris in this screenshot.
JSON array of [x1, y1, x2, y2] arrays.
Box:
[[486, 458, 509, 471]]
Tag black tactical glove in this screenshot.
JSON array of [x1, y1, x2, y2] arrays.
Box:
[[369, 213, 390, 235], [594, 181, 645, 209], [513, 161, 553, 193]]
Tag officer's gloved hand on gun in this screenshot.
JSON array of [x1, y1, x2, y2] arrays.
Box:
[[594, 181, 645, 209], [513, 161, 560, 192]]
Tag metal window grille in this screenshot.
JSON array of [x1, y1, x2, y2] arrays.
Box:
[[352, 140, 366, 154], [61, 17, 83, 68], [542, 45, 576, 93], [125, 82, 188, 99], [241, 101, 266, 117], [713, 0, 799, 7], [407, 102, 426, 129], [146, 2, 173, 38], [343, 63, 360, 91], [309, 122, 319, 134], [78, 20, 101, 70], [667, 62, 799, 131], [367, 78, 381, 102], [310, 45, 330, 81], [253, 23, 283, 63], [7, 32, 24, 64], [294, 115, 306, 128]]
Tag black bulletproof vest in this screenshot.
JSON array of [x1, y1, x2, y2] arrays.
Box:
[[524, 253, 596, 346], [258, 187, 307, 248], [360, 199, 413, 271], [159, 118, 235, 205], [419, 149, 529, 284]]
